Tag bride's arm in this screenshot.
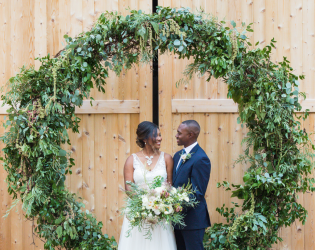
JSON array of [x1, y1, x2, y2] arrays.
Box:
[[124, 155, 134, 192], [164, 153, 174, 185]]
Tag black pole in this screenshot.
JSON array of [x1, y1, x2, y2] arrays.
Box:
[[152, 0, 159, 126]]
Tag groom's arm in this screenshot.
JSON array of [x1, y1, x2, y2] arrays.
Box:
[[185, 156, 211, 212]]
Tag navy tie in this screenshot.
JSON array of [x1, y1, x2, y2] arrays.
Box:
[[176, 149, 186, 173]]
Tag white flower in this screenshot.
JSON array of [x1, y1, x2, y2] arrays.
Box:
[[180, 152, 193, 163], [182, 194, 189, 202], [181, 154, 187, 160], [142, 196, 149, 206], [163, 205, 174, 215], [143, 196, 155, 210], [171, 187, 177, 194], [154, 186, 164, 195], [152, 204, 161, 215], [155, 196, 162, 202]]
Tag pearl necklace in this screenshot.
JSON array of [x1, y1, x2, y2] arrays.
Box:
[[141, 150, 155, 166]]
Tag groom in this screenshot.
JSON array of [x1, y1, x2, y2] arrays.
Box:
[[173, 120, 211, 250]]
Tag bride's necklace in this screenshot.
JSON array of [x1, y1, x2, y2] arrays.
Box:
[[141, 150, 156, 166]]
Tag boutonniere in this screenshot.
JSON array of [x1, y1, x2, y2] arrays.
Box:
[[180, 152, 193, 163]]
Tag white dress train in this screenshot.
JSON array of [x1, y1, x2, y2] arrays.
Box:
[[118, 152, 177, 250]]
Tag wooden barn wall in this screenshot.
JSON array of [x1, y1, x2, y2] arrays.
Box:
[[0, 0, 152, 249], [158, 1, 315, 250], [0, 1, 314, 250]]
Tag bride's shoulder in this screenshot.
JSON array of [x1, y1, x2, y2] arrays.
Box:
[[162, 152, 173, 160], [125, 155, 134, 165]]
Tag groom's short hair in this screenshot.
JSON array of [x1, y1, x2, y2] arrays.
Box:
[[181, 120, 200, 138]]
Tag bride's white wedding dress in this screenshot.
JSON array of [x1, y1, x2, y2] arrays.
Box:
[[118, 152, 177, 250]]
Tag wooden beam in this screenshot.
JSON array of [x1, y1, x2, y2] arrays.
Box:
[[172, 99, 238, 113], [299, 99, 315, 112], [172, 99, 315, 113], [75, 100, 140, 114], [0, 99, 314, 115], [0, 100, 140, 114]]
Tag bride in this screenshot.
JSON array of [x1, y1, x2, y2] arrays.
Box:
[[118, 121, 177, 250]]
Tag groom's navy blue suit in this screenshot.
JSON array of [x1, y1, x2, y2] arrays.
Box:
[[173, 143, 211, 250]]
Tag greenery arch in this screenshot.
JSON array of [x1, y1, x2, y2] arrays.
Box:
[[2, 6, 314, 250]]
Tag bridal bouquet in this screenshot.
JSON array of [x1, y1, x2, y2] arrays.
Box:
[[121, 176, 199, 239]]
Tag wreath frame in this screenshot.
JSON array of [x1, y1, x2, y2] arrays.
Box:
[[1, 6, 314, 250]]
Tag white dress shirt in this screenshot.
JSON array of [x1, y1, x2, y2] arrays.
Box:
[[176, 141, 198, 170]]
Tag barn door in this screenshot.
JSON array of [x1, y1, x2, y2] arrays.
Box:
[[0, 1, 152, 248]]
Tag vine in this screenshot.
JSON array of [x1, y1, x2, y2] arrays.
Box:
[[1, 7, 314, 250]]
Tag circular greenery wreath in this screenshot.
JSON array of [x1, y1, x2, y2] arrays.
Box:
[[1, 6, 315, 250]]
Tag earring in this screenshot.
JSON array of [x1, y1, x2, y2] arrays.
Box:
[[145, 142, 146, 145]]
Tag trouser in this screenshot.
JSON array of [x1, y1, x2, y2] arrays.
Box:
[[174, 228, 205, 250]]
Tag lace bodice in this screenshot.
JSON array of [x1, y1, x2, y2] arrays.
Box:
[[132, 152, 167, 186]]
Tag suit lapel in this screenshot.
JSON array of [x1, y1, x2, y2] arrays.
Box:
[[173, 144, 200, 183]]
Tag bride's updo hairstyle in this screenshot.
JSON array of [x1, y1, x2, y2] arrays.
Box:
[[136, 121, 159, 148]]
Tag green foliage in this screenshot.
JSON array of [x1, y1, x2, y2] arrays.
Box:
[[1, 6, 314, 250]]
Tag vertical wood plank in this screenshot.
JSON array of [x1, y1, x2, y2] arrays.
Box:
[[69, 115, 83, 197], [10, 0, 33, 248], [216, 0, 229, 99], [130, 114, 140, 154], [302, 0, 315, 99], [304, 114, 315, 250], [0, 115, 11, 249], [25, 1, 36, 246], [290, 2, 304, 250], [241, 0, 254, 46], [82, 114, 95, 212], [34, 0, 47, 70], [62, 0, 72, 202], [277, 1, 292, 248], [172, 113, 182, 155], [229, 114, 243, 205], [59, 0, 71, 51], [139, 62, 152, 121], [205, 0, 218, 100], [217, 113, 230, 223], [0, 1, 11, 246], [205, 113, 220, 224], [106, 114, 119, 239], [82, 0, 95, 99], [94, 114, 107, 234], [194, 113, 206, 149], [138, 0, 153, 126], [69, 0, 83, 199], [265, 0, 276, 61], [159, 51, 173, 154], [70, 0, 83, 45], [47, 0, 59, 56], [253, 0, 266, 49], [275, 0, 291, 64], [118, 114, 130, 235], [106, 114, 119, 240]]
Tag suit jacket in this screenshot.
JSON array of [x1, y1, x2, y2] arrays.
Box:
[[172, 143, 211, 230]]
